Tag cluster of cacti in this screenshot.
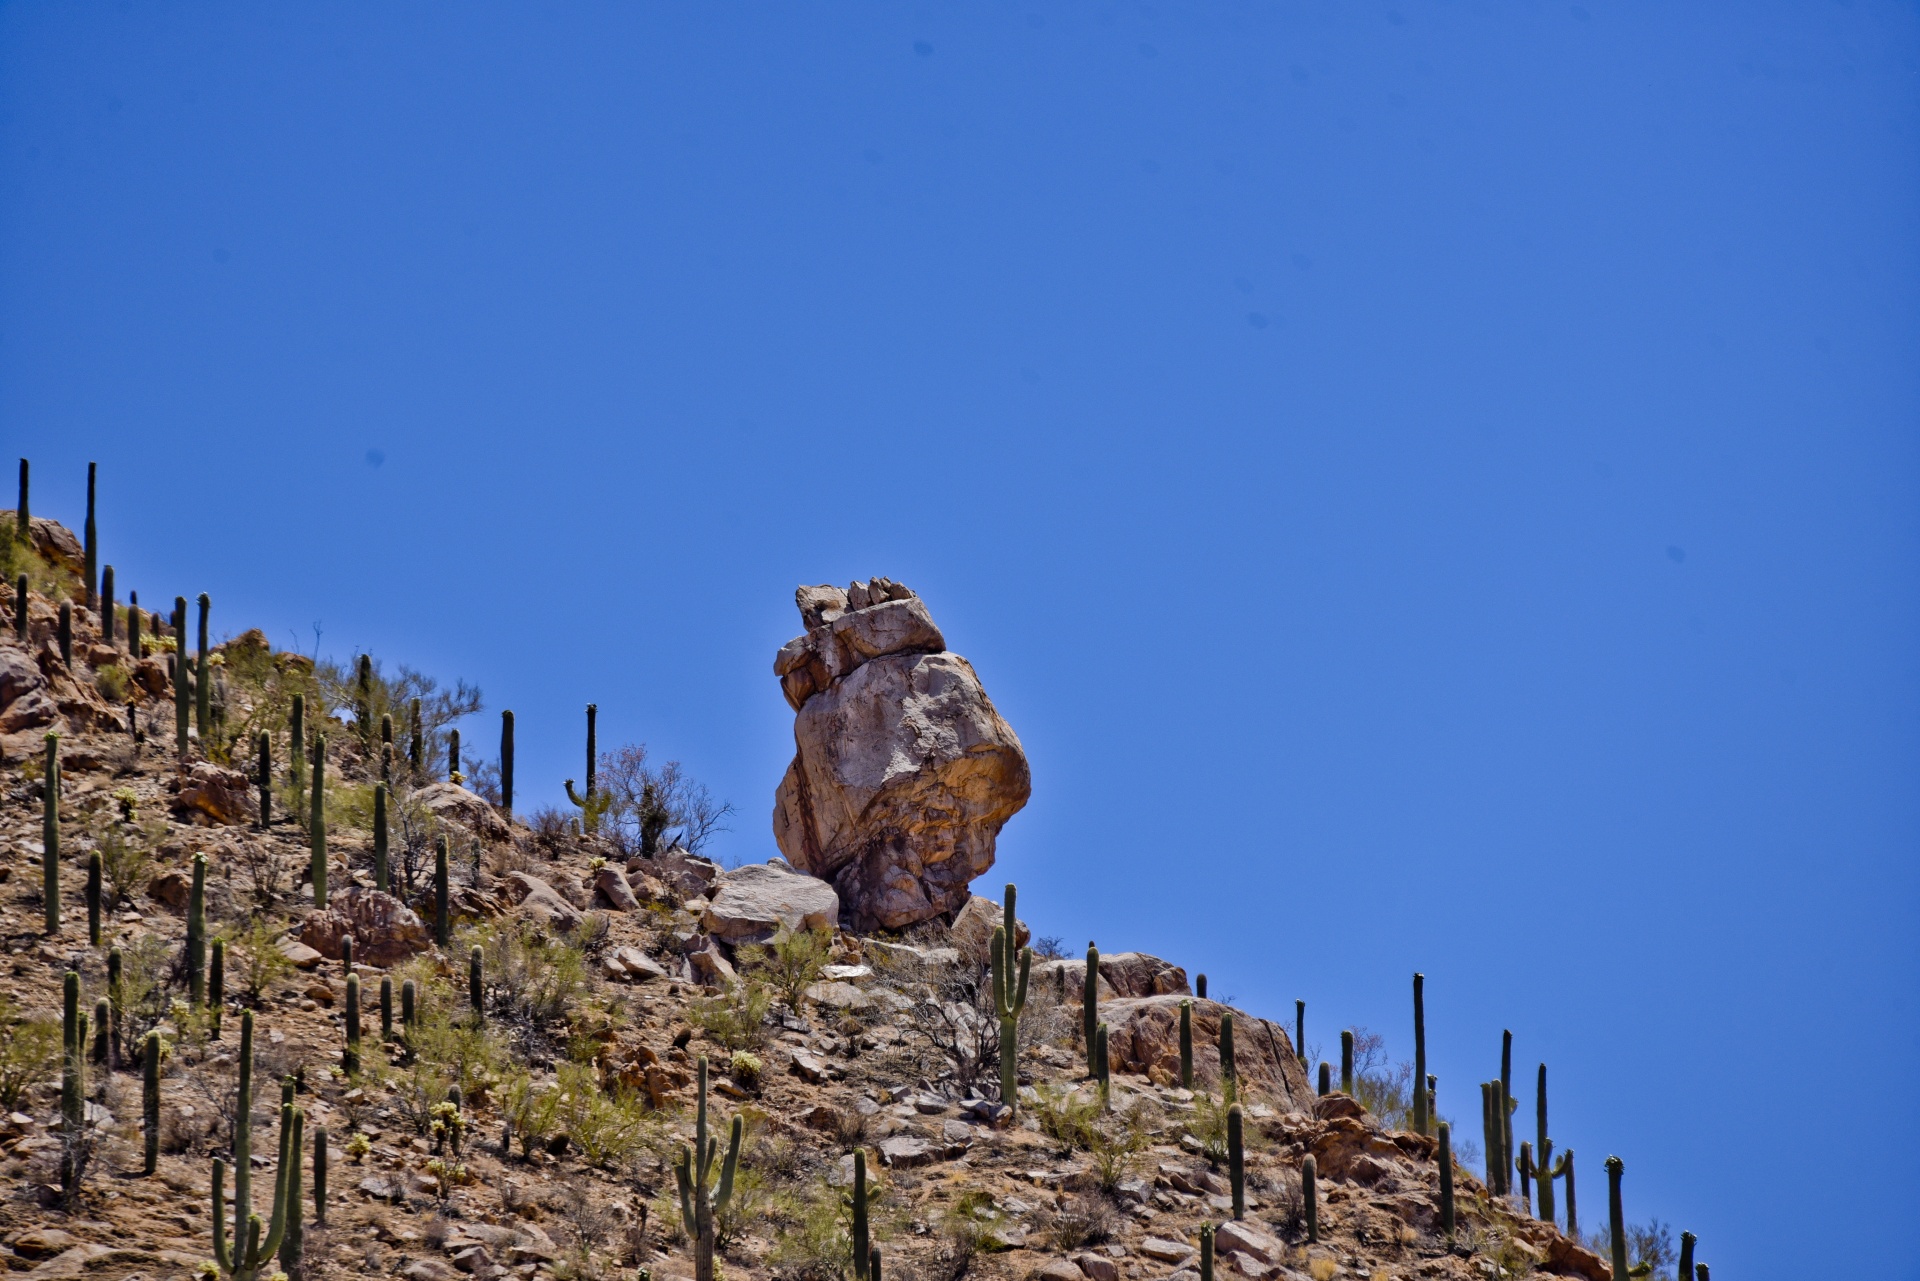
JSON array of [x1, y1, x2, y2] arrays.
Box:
[[675, 1055, 742, 1281], [1411, 971, 1429, 1136], [1480, 1078, 1515, 1195], [1227, 1102, 1245, 1219], [43, 732, 60, 934], [989, 883, 1031, 1112], [310, 735, 328, 907], [500, 708, 514, 814], [1178, 998, 1193, 1088], [212, 1092, 304, 1280]]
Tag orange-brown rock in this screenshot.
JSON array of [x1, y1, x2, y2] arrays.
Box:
[[1101, 995, 1314, 1110]]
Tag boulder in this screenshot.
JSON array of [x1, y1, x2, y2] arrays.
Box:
[[174, 761, 256, 826], [299, 888, 432, 966], [701, 859, 840, 943], [1212, 1223, 1281, 1264], [948, 893, 1031, 960], [686, 937, 736, 988], [1102, 996, 1315, 1110], [501, 872, 585, 932], [634, 847, 722, 900], [772, 581, 1030, 932], [412, 782, 512, 842], [593, 865, 640, 911], [1032, 959, 1115, 1004], [0, 649, 56, 732], [1097, 952, 1189, 997]]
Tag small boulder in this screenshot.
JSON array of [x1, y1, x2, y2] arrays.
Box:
[[610, 946, 668, 981], [173, 761, 256, 826], [299, 888, 432, 966], [701, 859, 839, 943], [1212, 1223, 1281, 1264], [593, 865, 640, 911], [412, 782, 511, 843], [502, 872, 584, 932], [948, 894, 1030, 961]]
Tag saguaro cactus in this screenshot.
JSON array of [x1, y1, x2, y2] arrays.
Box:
[[83, 462, 97, 608], [58, 601, 73, 666], [128, 590, 141, 658], [256, 732, 272, 829], [313, 1127, 329, 1225], [195, 594, 212, 740], [92, 998, 110, 1066], [1532, 1063, 1570, 1225], [1302, 1154, 1318, 1242], [401, 979, 417, 1030], [43, 732, 60, 934], [1082, 942, 1100, 1074], [1095, 1023, 1110, 1108], [171, 597, 189, 754], [380, 976, 394, 1041], [354, 656, 374, 748], [1437, 1121, 1456, 1235], [142, 1031, 161, 1174], [1340, 1029, 1354, 1094], [289, 693, 306, 798], [585, 703, 597, 801], [60, 972, 83, 1195], [1227, 1103, 1245, 1219], [989, 884, 1031, 1112], [209, 939, 225, 1039], [1318, 1062, 1331, 1096], [15, 572, 29, 642], [372, 783, 389, 893], [1195, 973, 1207, 999], [433, 836, 450, 945], [16, 457, 28, 537], [1563, 1149, 1579, 1237], [212, 1101, 303, 1281], [1179, 999, 1193, 1088], [1605, 1156, 1629, 1281], [86, 851, 102, 947], [343, 974, 361, 1075], [309, 736, 327, 907], [852, 1147, 872, 1281], [448, 727, 461, 783], [1296, 1000, 1306, 1068], [1677, 1232, 1696, 1281], [101, 566, 115, 645], [1198, 1223, 1214, 1281], [1411, 972, 1429, 1136], [675, 1056, 742, 1281], [1219, 1011, 1236, 1100], [408, 697, 423, 776], [1500, 1030, 1514, 1188], [469, 947, 484, 1020], [187, 853, 208, 1005], [500, 709, 514, 815]]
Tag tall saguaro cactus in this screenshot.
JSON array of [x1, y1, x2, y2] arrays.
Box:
[[256, 732, 272, 830], [372, 783, 389, 893], [1437, 1121, 1456, 1236], [1179, 999, 1193, 1088], [1605, 1156, 1629, 1281], [1227, 1103, 1245, 1219], [195, 594, 212, 741], [172, 597, 190, 755], [990, 883, 1031, 1113], [1411, 972, 1429, 1136], [1531, 1063, 1570, 1225], [309, 736, 327, 907], [212, 1102, 303, 1281], [16, 457, 29, 538], [1082, 942, 1100, 1075], [851, 1148, 871, 1281], [186, 853, 208, 1005], [83, 462, 98, 608], [142, 1031, 161, 1175], [43, 732, 60, 934], [499, 709, 514, 815], [101, 566, 115, 645], [675, 1056, 742, 1281]]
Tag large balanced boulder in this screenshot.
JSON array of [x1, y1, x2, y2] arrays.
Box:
[[702, 859, 840, 944], [772, 580, 1030, 933]]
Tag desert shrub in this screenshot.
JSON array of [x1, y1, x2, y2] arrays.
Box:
[[410, 1009, 509, 1107], [687, 977, 773, 1051], [1032, 1082, 1100, 1153], [770, 1164, 886, 1281], [0, 995, 61, 1110], [500, 1069, 561, 1160], [230, 916, 295, 1003], [472, 919, 590, 1047], [116, 933, 176, 1046], [1086, 1104, 1155, 1190], [1187, 1089, 1237, 1163], [594, 742, 734, 857], [1039, 1192, 1118, 1251], [91, 818, 156, 911], [730, 1050, 764, 1088], [1031, 935, 1069, 960], [1264, 1168, 1305, 1239], [740, 923, 832, 1015], [553, 1062, 656, 1168], [93, 663, 131, 703]]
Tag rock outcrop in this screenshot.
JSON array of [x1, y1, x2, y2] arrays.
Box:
[[772, 579, 1030, 933], [299, 887, 433, 966], [701, 859, 840, 943]]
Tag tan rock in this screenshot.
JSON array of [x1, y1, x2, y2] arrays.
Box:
[[949, 893, 1032, 960], [174, 761, 255, 825], [299, 887, 432, 966], [1075, 1254, 1120, 1281], [1097, 952, 1189, 997], [1102, 996, 1314, 1110], [773, 583, 1029, 932], [1213, 1223, 1281, 1264], [593, 865, 639, 911], [412, 781, 511, 842], [501, 872, 585, 932], [701, 859, 839, 943]]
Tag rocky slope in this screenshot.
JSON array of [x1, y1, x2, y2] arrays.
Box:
[[0, 517, 1614, 1281]]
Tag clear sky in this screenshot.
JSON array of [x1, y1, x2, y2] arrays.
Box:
[[4, 4, 1917, 1274]]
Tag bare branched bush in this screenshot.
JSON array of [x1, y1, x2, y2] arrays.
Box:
[[595, 743, 734, 857]]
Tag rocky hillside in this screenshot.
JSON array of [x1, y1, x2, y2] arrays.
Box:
[[0, 498, 1635, 1281]]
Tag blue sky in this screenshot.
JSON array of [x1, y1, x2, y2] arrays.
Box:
[[4, 4, 1917, 1274]]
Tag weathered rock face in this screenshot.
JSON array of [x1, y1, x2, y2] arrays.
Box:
[[412, 782, 512, 843], [772, 580, 1030, 933], [701, 859, 840, 943], [299, 888, 432, 966], [1102, 995, 1315, 1110], [174, 761, 256, 826]]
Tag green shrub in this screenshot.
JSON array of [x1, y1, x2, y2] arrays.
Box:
[[739, 924, 832, 1015], [0, 995, 61, 1110], [687, 978, 773, 1051]]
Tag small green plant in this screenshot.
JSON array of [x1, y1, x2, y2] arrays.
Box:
[[94, 663, 131, 703], [344, 1132, 371, 1163], [0, 994, 61, 1110], [232, 918, 296, 1004], [687, 978, 773, 1052], [730, 1050, 764, 1088], [93, 817, 154, 911], [739, 923, 832, 1016], [1030, 1081, 1100, 1153]]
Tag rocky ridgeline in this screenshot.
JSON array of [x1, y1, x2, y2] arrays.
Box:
[[0, 481, 1652, 1281]]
